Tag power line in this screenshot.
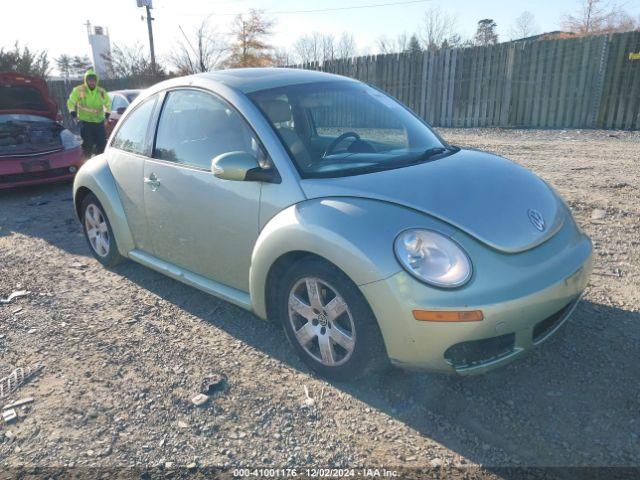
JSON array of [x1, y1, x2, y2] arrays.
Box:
[[260, 0, 431, 15], [158, 0, 431, 17], [179, 25, 199, 58]]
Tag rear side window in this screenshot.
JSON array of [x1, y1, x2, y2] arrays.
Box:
[[111, 96, 156, 155], [153, 89, 259, 170]]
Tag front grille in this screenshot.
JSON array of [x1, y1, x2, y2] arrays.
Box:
[[533, 300, 576, 342], [0, 167, 72, 184], [444, 333, 515, 369]]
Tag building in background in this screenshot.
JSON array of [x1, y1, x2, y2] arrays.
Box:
[[86, 22, 112, 78]]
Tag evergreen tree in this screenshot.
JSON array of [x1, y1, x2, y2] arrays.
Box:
[[0, 42, 50, 77], [406, 34, 422, 54], [474, 19, 499, 46]]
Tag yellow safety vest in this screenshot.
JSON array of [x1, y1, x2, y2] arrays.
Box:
[[67, 83, 110, 123]]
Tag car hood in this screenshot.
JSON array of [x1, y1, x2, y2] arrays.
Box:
[[0, 72, 58, 119], [299, 149, 564, 253]]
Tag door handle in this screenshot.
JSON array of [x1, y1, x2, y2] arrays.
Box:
[[144, 174, 160, 191]]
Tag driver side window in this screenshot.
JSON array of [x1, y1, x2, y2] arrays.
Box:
[[153, 89, 262, 170]]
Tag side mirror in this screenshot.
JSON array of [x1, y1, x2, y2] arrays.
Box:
[[116, 107, 127, 115], [212, 151, 281, 183], [212, 151, 261, 181]]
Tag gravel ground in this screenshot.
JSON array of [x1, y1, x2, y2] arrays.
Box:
[[0, 128, 638, 475]]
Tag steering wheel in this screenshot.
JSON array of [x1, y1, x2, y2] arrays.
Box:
[[323, 131, 361, 157]]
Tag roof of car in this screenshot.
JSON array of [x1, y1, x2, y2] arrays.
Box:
[[195, 68, 357, 93], [108, 89, 142, 95]]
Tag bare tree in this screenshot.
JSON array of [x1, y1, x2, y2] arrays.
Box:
[[561, 0, 639, 35], [322, 34, 336, 63], [441, 34, 472, 49], [103, 43, 162, 80], [170, 20, 227, 74], [474, 19, 499, 46], [224, 9, 275, 68], [561, 0, 608, 34], [294, 32, 341, 64], [375, 36, 392, 54], [336, 32, 357, 59], [294, 32, 323, 64], [604, 10, 640, 32], [273, 47, 294, 67], [395, 32, 409, 52], [376, 32, 409, 54], [509, 11, 539, 39], [419, 5, 459, 51]]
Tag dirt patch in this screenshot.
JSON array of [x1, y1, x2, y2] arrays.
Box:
[[0, 128, 638, 473]]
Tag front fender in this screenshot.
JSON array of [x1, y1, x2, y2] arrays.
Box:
[[249, 197, 457, 319], [73, 155, 134, 256]]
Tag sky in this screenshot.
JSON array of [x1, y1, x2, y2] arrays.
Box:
[[2, 0, 639, 74]]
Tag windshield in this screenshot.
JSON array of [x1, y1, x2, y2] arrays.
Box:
[[125, 91, 140, 103], [249, 81, 449, 178]]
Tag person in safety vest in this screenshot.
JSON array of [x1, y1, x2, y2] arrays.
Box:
[[66, 68, 110, 162]]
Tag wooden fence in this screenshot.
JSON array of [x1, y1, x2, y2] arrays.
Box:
[[292, 31, 640, 130], [46, 31, 639, 131]]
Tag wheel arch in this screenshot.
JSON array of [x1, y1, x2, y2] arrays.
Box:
[[74, 186, 93, 219], [73, 155, 135, 256], [263, 250, 337, 322], [249, 198, 424, 320]]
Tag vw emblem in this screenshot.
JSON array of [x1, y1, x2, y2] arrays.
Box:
[[528, 209, 546, 232]]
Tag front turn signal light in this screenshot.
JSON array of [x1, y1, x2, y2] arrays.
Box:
[[412, 310, 484, 322]]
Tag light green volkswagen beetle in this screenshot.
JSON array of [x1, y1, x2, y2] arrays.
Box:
[[73, 68, 592, 380]]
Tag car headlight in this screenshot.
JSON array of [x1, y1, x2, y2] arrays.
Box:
[[394, 229, 472, 288]]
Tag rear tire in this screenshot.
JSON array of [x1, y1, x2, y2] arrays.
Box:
[[81, 193, 124, 268], [278, 257, 389, 381]]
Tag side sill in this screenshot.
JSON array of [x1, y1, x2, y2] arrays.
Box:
[[128, 249, 253, 312]]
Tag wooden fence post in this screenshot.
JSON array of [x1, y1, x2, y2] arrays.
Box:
[[589, 35, 610, 128], [500, 45, 515, 127]]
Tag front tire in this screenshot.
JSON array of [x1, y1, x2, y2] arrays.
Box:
[[279, 257, 388, 381], [81, 193, 124, 268]]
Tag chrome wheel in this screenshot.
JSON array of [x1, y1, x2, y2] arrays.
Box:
[[288, 277, 356, 367], [84, 203, 110, 257]]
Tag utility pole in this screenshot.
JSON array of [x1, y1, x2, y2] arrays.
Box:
[[145, 5, 156, 74], [137, 1, 156, 75]]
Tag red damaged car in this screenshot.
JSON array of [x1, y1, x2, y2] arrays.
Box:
[[0, 72, 82, 189]]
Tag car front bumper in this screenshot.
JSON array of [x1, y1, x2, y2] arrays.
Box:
[[0, 147, 82, 190], [360, 220, 593, 375]]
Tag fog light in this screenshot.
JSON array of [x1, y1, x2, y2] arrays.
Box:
[[69, 166, 77, 173]]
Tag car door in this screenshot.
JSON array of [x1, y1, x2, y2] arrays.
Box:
[[143, 88, 263, 292], [108, 95, 159, 252]]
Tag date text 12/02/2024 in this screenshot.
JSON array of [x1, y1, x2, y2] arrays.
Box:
[[233, 468, 399, 477]]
